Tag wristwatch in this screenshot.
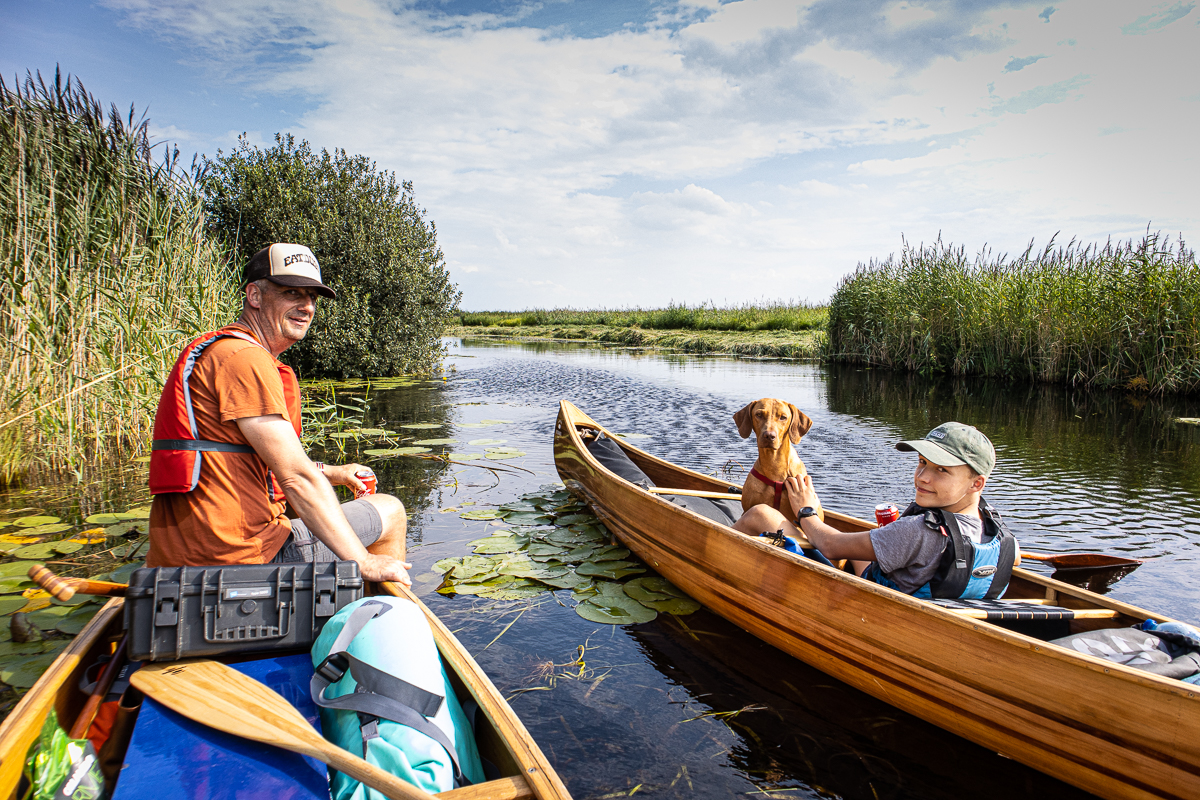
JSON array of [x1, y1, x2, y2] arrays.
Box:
[[796, 506, 818, 523]]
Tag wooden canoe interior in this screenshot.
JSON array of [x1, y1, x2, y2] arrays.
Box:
[[0, 588, 566, 800], [571, 418, 1154, 641]]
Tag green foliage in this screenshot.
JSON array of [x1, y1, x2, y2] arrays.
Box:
[[457, 301, 827, 332], [826, 233, 1200, 394], [0, 70, 238, 481], [202, 135, 461, 378]]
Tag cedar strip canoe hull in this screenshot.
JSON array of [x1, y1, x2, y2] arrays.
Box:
[[0, 588, 570, 800], [554, 400, 1200, 800]]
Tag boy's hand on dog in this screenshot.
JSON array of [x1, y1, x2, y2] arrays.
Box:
[[786, 474, 821, 515]]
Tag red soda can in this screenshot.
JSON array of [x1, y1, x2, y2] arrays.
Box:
[[355, 468, 378, 499], [875, 503, 900, 526]]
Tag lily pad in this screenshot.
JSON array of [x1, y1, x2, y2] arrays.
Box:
[[11, 542, 59, 559], [0, 534, 43, 545], [576, 561, 646, 580], [460, 509, 505, 521], [641, 595, 701, 615], [328, 431, 359, 439], [113, 539, 150, 560], [527, 543, 568, 557], [623, 577, 674, 604], [501, 512, 552, 525], [355, 428, 386, 436], [104, 521, 149, 538], [592, 546, 631, 562], [13, 516, 60, 528], [399, 423, 442, 429], [479, 419, 513, 425], [56, 606, 100, 635], [53, 541, 84, 555], [412, 438, 458, 446], [0, 561, 38, 578], [0, 597, 26, 616], [485, 451, 526, 460], [576, 593, 657, 625], [468, 439, 507, 446], [85, 513, 123, 525], [68, 530, 107, 545], [448, 454, 486, 462], [557, 514, 597, 525], [21, 523, 72, 536], [363, 447, 431, 456], [538, 572, 592, 590], [630, 576, 689, 598], [116, 506, 152, 519], [1, 651, 61, 688], [546, 530, 587, 545], [0, 578, 34, 594], [470, 536, 524, 555]]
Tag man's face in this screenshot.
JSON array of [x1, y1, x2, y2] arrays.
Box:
[[248, 281, 319, 349], [913, 455, 984, 510]]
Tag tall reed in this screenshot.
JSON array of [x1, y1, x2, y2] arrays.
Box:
[[826, 233, 1200, 394], [0, 71, 238, 481], [458, 301, 827, 332]]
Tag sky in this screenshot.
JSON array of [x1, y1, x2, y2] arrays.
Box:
[[3, 0, 1198, 309]]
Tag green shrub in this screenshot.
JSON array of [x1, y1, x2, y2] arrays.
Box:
[[202, 135, 460, 378], [826, 233, 1200, 394]]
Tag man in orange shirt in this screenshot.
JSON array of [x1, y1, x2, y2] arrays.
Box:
[[146, 243, 410, 585]]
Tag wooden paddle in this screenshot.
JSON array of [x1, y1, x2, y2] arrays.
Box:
[[131, 660, 440, 800], [647, 491, 1143, 572], [27, 565, 126, 601]]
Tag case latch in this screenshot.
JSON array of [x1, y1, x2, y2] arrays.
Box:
[[155, 582, 180, 626], [315, 574, 336, 617]]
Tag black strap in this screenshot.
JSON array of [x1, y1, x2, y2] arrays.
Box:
[[311, 601, 471, 787], [152, 438, 254, 453]]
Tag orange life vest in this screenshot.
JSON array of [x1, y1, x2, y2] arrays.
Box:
[[149, 327, 301, 495]]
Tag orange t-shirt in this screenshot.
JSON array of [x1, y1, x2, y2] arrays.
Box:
[[147, 329, 296, 566]]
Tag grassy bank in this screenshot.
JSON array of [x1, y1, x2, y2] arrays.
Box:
[[449, 322, 824, 359], [0, 73, 238, 480], [458, 301, 826, 332], [827, 233, 1200, 394]]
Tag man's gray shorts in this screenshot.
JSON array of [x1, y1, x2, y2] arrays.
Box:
[[269, 499, 383, 563]]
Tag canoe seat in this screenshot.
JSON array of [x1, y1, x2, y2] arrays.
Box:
[[932, 598, 1083, 621]]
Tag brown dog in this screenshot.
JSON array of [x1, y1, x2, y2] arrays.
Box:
[[734, 398, 818, 523]]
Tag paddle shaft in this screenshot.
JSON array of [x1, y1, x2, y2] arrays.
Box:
[[27, 565, 126, 601], [68, 634, 128, 739], [132, 660, 439, 800]]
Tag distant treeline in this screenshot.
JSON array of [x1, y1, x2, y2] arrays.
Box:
[[0, 70, 457, 480], [457, 302, 827, 332], [826, 233, 1200, 395]]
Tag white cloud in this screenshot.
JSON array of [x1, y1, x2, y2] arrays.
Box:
[[93, 0, 1200, 308]]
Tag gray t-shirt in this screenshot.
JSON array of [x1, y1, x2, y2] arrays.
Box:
[[869, 513, 983, 594]]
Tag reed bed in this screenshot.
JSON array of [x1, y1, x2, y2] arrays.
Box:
[[826, 233, 1200, 394], [0, 71, 238, 481], [458, 301, 827, 332]]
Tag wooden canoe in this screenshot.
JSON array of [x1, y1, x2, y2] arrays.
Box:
[[0, 581, 570, 800], [554, 400, 1200, 800]]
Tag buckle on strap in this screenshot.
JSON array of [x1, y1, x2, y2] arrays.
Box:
[[316, 652, 349, 684]]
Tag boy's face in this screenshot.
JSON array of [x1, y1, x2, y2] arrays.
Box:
[[913, 455, 986, 511]]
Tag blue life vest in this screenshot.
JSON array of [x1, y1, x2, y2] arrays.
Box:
[[871, 498, 1016, 600]]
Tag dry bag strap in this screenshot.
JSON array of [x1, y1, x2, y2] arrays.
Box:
[[152, 439, 254, 454], [311, 601, 471, 787]]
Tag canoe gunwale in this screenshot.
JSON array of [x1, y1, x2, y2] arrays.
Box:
[[554, 399, 1200, 800]]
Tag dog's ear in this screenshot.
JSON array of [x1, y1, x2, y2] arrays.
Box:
[[788, 404, 813, 443], [733, 401, 758, 439]]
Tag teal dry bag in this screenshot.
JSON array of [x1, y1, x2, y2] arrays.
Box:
[[310, 597, 486, 796]]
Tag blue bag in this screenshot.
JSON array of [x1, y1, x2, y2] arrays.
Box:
[[311, 597, 486, 796]]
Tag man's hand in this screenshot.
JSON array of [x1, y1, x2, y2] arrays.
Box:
[[359, 553, 413, 586], [322, 463, 370, 494], [786, 474, 822, 515]]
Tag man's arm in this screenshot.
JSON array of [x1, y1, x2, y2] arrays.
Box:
[[236, 414, 410, 584], [787, 475, 877, 561]]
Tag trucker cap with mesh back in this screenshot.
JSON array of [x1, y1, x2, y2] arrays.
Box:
[[242, 243, 336, 299], [896, 422, 995, 477]]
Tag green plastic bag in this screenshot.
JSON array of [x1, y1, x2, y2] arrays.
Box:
[[23, 710, 104, 800]]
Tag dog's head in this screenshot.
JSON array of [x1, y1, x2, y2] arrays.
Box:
[[734, 398, 813, 449]]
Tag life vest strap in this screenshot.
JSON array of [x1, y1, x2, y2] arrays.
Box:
[[151, 438, 255, 454]]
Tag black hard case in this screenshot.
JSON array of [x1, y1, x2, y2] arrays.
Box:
[[124, 562, 364, 662]]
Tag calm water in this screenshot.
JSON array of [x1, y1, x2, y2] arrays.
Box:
[[6, 338, 1200, 799]]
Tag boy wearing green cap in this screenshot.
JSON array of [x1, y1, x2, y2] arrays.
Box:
[[736, 421, 1019, 598]]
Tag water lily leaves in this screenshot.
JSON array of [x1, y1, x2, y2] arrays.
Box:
[[501, 512, 552, 525], [85, 513, 123, 525], [556, 514, 597, 526], [69, 530, 107, 545], [460, 509, 504, 521], [527, 542, 567, 557], [448, 454, 486, 462], [399, 423, 442, 429], [56, 606, 100, 635], [11, 542, 57, 559], [569, 526, 609, 543], [117, 506, 152, 519], [327, 431, 358, 439], [0, 578, 34, 594], [364, 447, 431, 457], [622, 577, 673, 604], [21, 523, 72, 536], [641, 595, 701, 615], [468, 439, 506, 446], [13, 516, 60, 528], [104, 521, 149, 538], [576, 561, 646, 580], [0, 597, 26, 616], [0, 562, 38, 579], [592, 546, 631, 562], [539, 572, 592, 590], [412, 438, 458, 446], [576, 591, 657, 625], [485, 450, 526, 460], [470, 536, 524, 555], [1, 651, 61, 688], [0, 534, 43, 545], [112, 539, 150, 561], [479, 419, 513, 425]]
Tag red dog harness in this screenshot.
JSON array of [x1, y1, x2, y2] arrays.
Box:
[[149, 327, 300, 495], [749, 467, 787, 510]]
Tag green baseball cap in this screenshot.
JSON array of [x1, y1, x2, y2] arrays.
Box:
[[896, 422, 995, 477]]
